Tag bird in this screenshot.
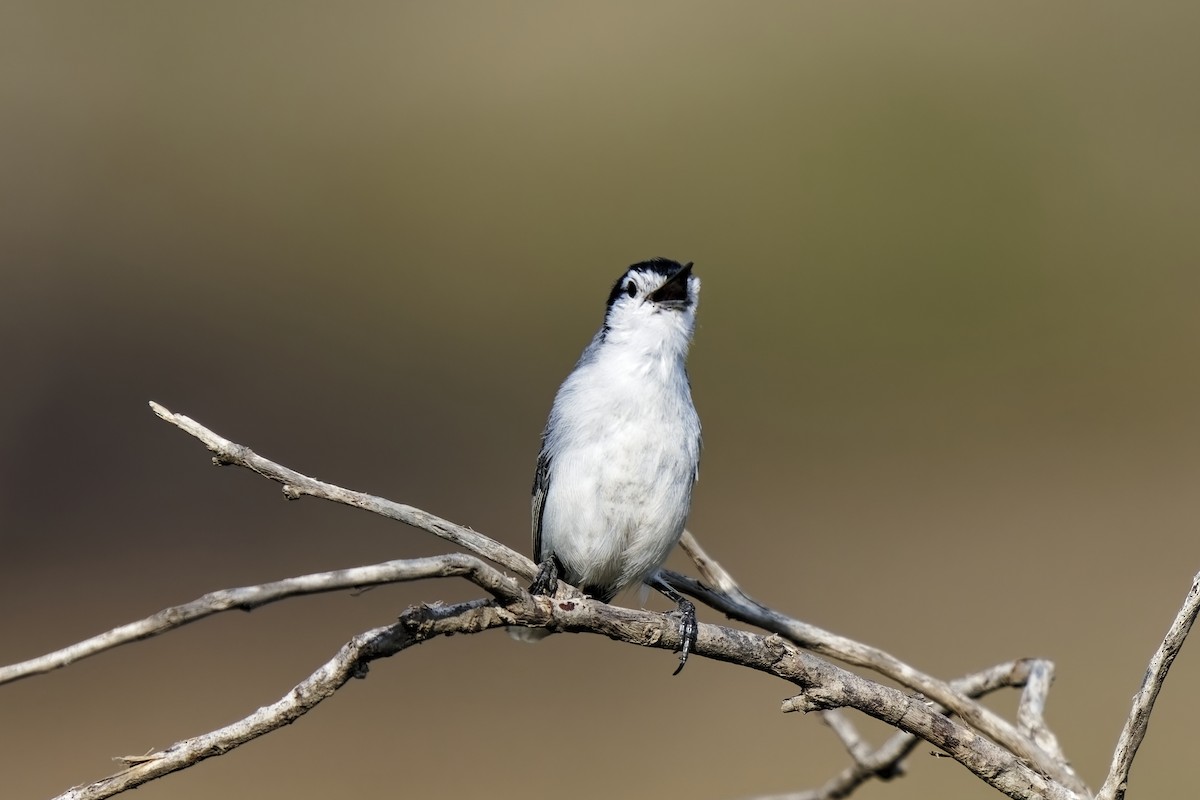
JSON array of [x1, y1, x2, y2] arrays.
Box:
[[525, 258, 702, 674]]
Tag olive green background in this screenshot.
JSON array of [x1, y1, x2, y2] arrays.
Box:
[[3, 3, 1198, 798]]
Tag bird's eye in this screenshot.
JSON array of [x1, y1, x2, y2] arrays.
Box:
[[626, 283, 638, 298]]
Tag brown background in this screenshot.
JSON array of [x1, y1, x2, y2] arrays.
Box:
[[2, 2, 1199, 798]]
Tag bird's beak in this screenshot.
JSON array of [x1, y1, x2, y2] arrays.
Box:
[[649, 262, 694, 308]]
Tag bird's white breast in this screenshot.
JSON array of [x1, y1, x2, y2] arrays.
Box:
[[539, 338, 700, 598]]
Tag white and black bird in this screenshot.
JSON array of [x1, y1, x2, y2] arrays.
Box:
[[527, 258, 702, 673]]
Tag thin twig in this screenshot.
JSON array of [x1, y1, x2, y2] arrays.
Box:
[[822, 709, 876, 766], [1098, 571, 1200, 800], [148, 401, 536, 579], [1016, 659, 1067, 765], [53, 598, 494, 800], [0, 555, 521, 686]]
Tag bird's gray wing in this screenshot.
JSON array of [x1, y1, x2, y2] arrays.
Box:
[[688, 370, 703, 483], [531, 446, 551, 562]]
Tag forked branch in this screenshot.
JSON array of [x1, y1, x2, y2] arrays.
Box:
[[47, 552, 1074, 800], [2, 403, 1194, 800]]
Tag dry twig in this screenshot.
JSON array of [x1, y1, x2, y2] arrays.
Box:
[[1097, 572, 1200, 800], [0, 556, 516, 686]]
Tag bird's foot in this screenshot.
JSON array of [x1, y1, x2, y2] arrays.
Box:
[[529, 555, 561, 597], [671, 597, 698, 676], [652, 575, 699, 675]]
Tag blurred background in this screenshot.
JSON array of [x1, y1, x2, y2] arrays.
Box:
[[2, 2, 1198, 798]]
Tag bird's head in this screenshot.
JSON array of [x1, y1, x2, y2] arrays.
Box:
[[601, 259, 700, 349]]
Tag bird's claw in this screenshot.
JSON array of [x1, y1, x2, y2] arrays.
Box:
[[529, 556, 561, 597], [671, 598, 698, 675], [671, 597, 698, 676], [650, 575, 699, 676]]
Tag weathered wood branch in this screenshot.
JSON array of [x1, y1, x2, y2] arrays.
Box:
[[0, 556, 515, 686], [149, 402, 1079, 789], [48, 552, 1075, 800], [1097, 572, 1200, 800], [666, 534, 1088, 793], [147, 402, 537, 580], [2, 403, 1192, 800]]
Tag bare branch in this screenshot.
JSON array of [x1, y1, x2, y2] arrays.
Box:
[[754, 659, 1037, 800], [147, 400, 1075, 786], [17, 403, 1104, 800], [1098, 571, 1200, 800], [53, 597, 500, 800], [668, 533, 1088, 795], [0, 555, 522, 686], [51, 554, 521, 799], [148, 401, 536, 579], [138, 403, 1084, 800], [50, 559, 1077, 800], [55, 620, 401, 800], [822, 709, 877, 767], [776, 673, 1074, 800], [1016, 659, 1068, 765]]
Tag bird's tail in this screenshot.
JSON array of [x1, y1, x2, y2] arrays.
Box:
[[507, 626, 552, 643]]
